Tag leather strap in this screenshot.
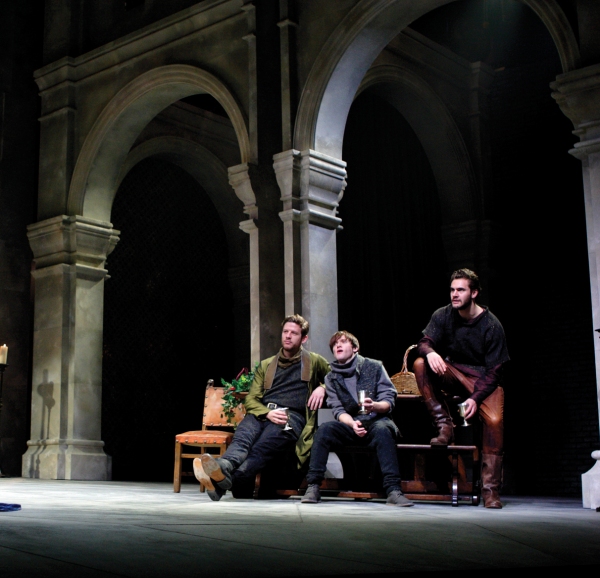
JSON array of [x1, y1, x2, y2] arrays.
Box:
[[301, 348, 311, 383], [264, 355, 278, 390]]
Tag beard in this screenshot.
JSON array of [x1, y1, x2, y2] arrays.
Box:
[[452, 297, 472, 310]]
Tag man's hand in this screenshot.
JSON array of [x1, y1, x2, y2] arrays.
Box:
[[307, 386, 325, 410], [266, 409, 288, 425], [462, 398, 477, 420], [362, 397, 390, 415], [339, 413, 367, 437], [426, 351, 447, 375], [351, 419, 367, 437]]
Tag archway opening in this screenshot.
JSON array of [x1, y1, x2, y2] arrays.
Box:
[[102, 157, 234, 482], [338, 91, 446, 369]]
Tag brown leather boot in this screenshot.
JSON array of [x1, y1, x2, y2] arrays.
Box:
[[481, 453, 503, 508], [424, 398, 454, 446], [414, 358, 455, 446]]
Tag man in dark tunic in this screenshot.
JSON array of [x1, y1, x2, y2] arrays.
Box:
[[301, 330, 413, 507], [193, 314, 330, 501], [413, 269, 509, 509]]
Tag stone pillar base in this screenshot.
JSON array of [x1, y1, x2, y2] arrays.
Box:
[[22, 439, 112, 481], [582, 450, 600, 509]]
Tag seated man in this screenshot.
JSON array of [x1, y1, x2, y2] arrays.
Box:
[[193, 314, 330, 501], [413, 268, 509, 509], [301, 331, 413, 507]]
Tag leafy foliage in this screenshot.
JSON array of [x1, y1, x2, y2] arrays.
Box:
[[220, 362, 259, 426]]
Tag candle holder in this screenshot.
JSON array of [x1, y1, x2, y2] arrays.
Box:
[[0, 363, 7, 477]]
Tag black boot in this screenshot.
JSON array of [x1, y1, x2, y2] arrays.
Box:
[[301, 484, 321, 503]]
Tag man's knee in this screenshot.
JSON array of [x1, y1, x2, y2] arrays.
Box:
[[368, 419, 397, 441], [314, 420, 343, 443], [479, 402, 503, 428], [482, 413, 503, 429], [413, 356, 426, 375]]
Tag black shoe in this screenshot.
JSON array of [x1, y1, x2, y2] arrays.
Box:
[[386, 490, 414, 507], [301, 484, 321, 503]]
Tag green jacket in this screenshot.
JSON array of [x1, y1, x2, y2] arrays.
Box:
[[244, 349, 330, 466]]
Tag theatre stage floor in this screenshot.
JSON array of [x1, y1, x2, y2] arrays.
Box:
[[0, 477, 599, 578]]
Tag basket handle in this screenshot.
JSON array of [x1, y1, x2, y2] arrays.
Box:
[[401, 345, 417, 373], [235, 367, 249, 380]]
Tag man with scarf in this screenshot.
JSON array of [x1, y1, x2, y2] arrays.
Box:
[[301, 330, 413, 507], [193, 314, 330, 501]]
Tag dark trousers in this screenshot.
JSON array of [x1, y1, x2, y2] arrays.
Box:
[[222, 413, 298, 487], [305, 417, 401, 494], [413, 357, 504, 455]]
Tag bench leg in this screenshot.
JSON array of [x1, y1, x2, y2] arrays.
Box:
[[451, 452, 459, 507]]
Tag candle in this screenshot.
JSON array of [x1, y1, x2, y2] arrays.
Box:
[[0, 344, 7, 364]]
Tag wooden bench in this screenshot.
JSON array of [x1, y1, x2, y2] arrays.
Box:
[[254, 396, 482, 506], [263, 443, 479, 506]]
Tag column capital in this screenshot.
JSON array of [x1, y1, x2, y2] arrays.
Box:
[[299, 149, 346, 230], [551, 63, 600, 153], [274, 149, 302, 212], [27, 215, 120, 271], [228, 163, 258, 219]]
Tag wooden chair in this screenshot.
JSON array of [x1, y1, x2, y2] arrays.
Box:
[[173, 380, 245, 492]]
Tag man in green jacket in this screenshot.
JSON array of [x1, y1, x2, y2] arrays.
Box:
[[194, 314, 330, 501]]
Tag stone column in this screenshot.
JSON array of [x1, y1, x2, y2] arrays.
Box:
[[241, 0, 258, 163], [274, 149, 302, 317], [23, 215, 119, 480], [278, 0, 298, 151], [552, 63, 600, 509], [229, 163, 260, 365], [274, 149, 346, 357]]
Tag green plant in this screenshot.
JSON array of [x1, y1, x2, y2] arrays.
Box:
[[220, 362, 258, 426]]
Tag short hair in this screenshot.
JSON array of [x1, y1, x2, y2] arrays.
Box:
[[329, 330, 360, 352], [450, 268, 481, 293], [282, 314, 309, 337]]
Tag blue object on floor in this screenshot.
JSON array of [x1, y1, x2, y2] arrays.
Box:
[[0, 503, 21, 512]]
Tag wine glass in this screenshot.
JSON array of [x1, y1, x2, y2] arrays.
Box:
[[280, 407, 293, 431], [457, 402, 471, 427], [357, 390, 368, 415]]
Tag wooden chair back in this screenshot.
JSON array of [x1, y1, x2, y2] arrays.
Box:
[[203, 383, 244, 429]]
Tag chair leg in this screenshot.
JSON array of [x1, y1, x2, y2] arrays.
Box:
[[198, 445, 206, 493], [174, 441, 182, 493]]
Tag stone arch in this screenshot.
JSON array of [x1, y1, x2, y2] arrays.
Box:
[[117, 136, 247, 267], [520, 0, 580, 73], [295, 0, 580, 158], [357, 64, 478, 225], [68, 65, 251, 222]]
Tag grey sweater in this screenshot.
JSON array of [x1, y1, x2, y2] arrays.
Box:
[[325, 354, 397, 421]]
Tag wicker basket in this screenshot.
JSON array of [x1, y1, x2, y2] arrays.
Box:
[[390, 345, 420, 395]]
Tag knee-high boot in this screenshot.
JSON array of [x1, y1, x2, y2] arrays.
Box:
[[414, 358, 454, 446], [423, 398, 454, 446], [481, 453, 503, 509]]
